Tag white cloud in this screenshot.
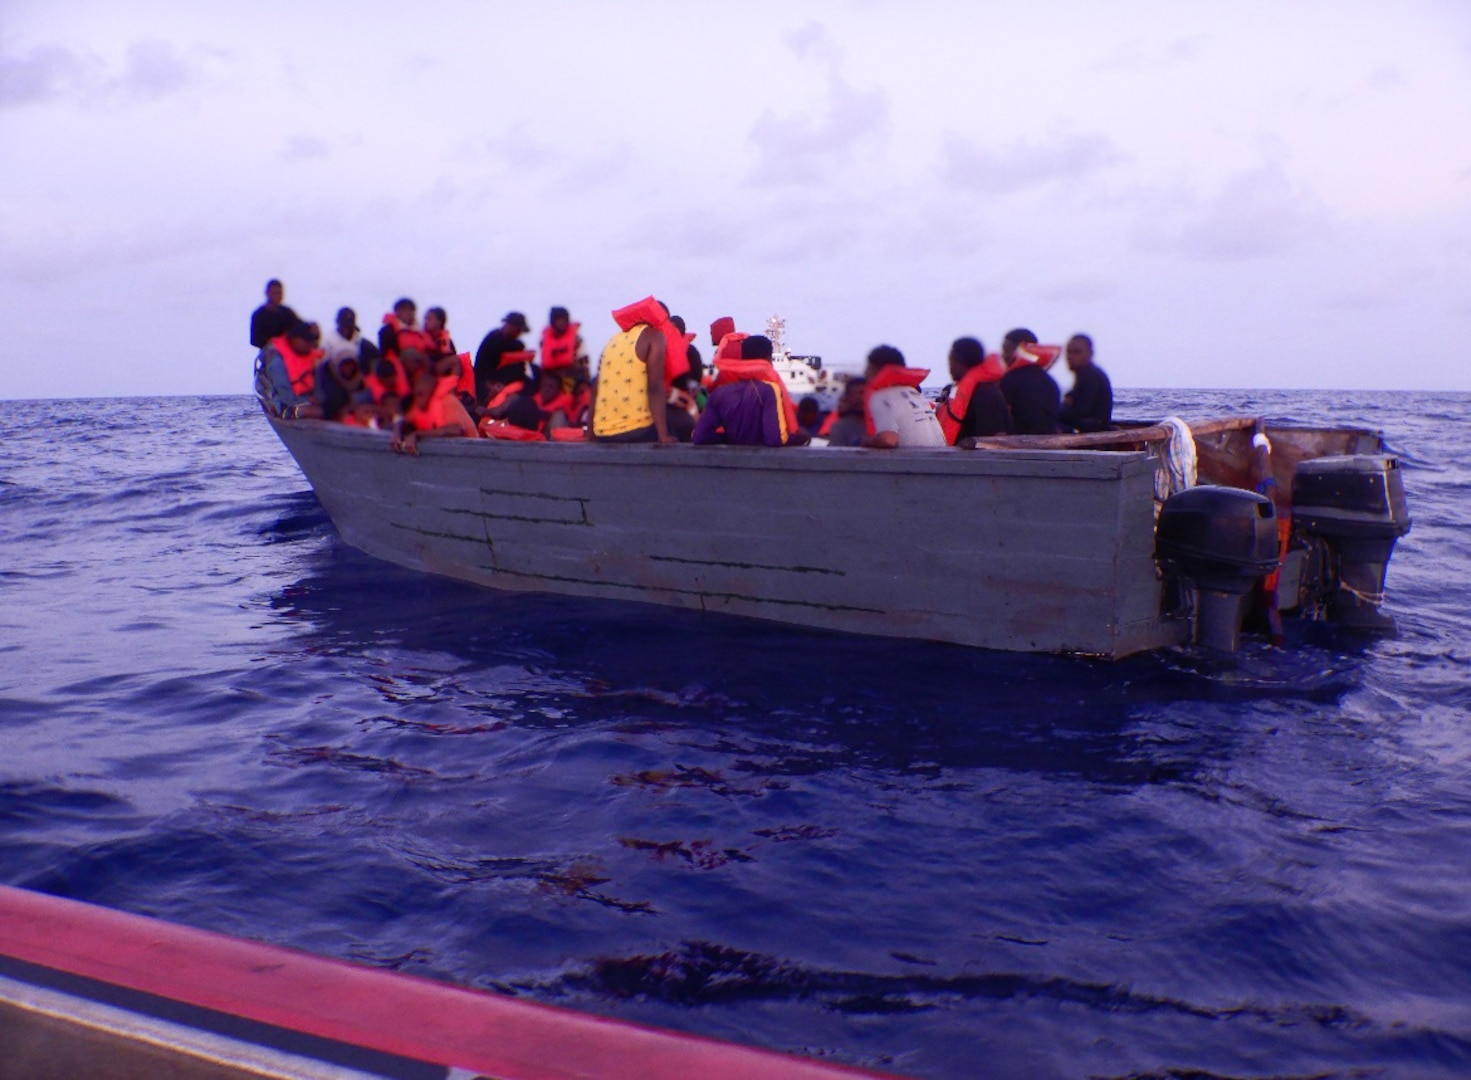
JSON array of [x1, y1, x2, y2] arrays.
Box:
[[0, 43, 93, 108], [745, 24, 890, 187], [0, 38, 199, 109], [1093, 34, 1209, 72], [943, 130, 1124, 196], [1136, 165, 1329, 263], [281, 134, 328, 162]]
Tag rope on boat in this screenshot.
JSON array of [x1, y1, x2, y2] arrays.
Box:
[[1153, 416, 1198, 501]]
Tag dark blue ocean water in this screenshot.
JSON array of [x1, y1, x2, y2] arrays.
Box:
[[1, 390, 1468, 1079]]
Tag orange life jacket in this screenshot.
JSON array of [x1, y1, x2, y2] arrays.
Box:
[[550, 426, 587, 442], [818, 411, 836, 437], [611, 296, 690, 388], [364, 355, 409, 403], [382, 314, 435, 360], [426, 326, 456, 358], [540, 322, 581, 372], [484, 380, 525, 412], [863, 365, 930, 437], [406, 377, 472, 434], [270, 335, 323, 398], [569, 385, 592, 425], [496, 350, 538, 374], [535, 390, 574, 419], [479, 418, 546, 441], [404, 395, 447, 433], [714, 332, 748, 363], [712, 357, 799, 439], [451, 352, 475, 398], [936, 355, 1006, 445], [1010, 343, 1062, 370]]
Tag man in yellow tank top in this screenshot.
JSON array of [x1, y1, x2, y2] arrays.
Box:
[[591, 310, 674, 443]]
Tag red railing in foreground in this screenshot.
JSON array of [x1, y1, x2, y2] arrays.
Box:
[[0, 884, 896, 1079]]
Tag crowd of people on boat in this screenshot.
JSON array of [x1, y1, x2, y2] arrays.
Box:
[[251, 280, 1112, 454]]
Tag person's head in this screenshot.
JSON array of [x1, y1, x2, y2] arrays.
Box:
[[1001, 328, 1037, 366], [306, 322, 321, 346], [948, 337, 985, 382], [335, 307, 357, 337], [839, 377, 867, 416], [741, 335, 774, 360], [797, 396, 820, 426], [549, 306, 570, 333], [710, 316, 735, 345], [285, 322, 314, 355], [503, 311, 530, 337], [864, 344, 905, 379], [539, 368, 563, 397], [332, 355, 363, 390], [424, 306, 447, 333], [374, 355, 403, 393], [394, 298, 417, 326], [669, 314, 687, 334], [265, 280, 284, 306], [411, 370, 437, 406], [1066, 333, 1094, 371]]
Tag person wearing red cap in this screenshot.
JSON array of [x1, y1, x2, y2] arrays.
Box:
[[709, 316, 746, 364]]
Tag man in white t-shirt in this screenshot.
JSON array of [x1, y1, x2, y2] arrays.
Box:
[[860, 345, 947, 448]]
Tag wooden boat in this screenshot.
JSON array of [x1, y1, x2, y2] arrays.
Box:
[[0, 884, 891, 1078], [263, 411, 1410, 658]]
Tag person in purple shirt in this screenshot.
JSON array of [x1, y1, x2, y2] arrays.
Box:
[[693, 335, 809, 447]]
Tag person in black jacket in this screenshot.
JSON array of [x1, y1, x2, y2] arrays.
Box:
[[249, 279, 300, 348], [1059, 333, 1114, 433], [998, 327, 1061, 435]]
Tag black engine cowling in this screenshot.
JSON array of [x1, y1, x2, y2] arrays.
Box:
[[1157, 485, 1279, 651], [1291, 455, 1410, 630]]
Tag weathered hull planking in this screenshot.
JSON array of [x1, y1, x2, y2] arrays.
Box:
[[270, 418, 1187, 658]]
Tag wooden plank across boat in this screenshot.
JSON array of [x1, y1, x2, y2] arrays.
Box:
[[265, 415, 1406, 658]]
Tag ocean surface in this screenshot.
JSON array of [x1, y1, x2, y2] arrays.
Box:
[[1, 389, 1468, 1079]]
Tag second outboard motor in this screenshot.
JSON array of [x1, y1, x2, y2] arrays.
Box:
[[1157, 486, 1280, 651], [1292, 455, 1411, 630]]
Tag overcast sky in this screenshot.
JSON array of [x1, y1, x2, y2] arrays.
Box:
[[3, 0, 1469, 400]]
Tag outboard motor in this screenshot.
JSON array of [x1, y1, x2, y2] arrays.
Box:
[[1157, 486, 1280, 651], [1291, 455, 1410, 631]]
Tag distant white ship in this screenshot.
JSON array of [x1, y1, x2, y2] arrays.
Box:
[[763, 314, 849, 410]]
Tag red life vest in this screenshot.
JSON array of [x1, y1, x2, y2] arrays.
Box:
[[405, 377, 468, 434], [936, 355, 1006, 445], [712, 358, 799, 438], [364, 355, 409, 403], [535, 390, 574, 417], [426, 326, 455, 358], [479, 418, 546, 441], [484, 380, 525, 412], [450, 352, 474, 398], [569, 384, 592, 425], [496, 349, 538, 374], [611, 296, 690, 388], [863, 365, 930, 437], [382, 314, 435, 360], [270, 335, 323, 398], [818, 411, 837, 437], [714, 332, 748, 363], [709, 316, 736, 346], [540, 322, 581, 372], [550, 426, 587, 442], [1010, 343, 1062, 370]]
